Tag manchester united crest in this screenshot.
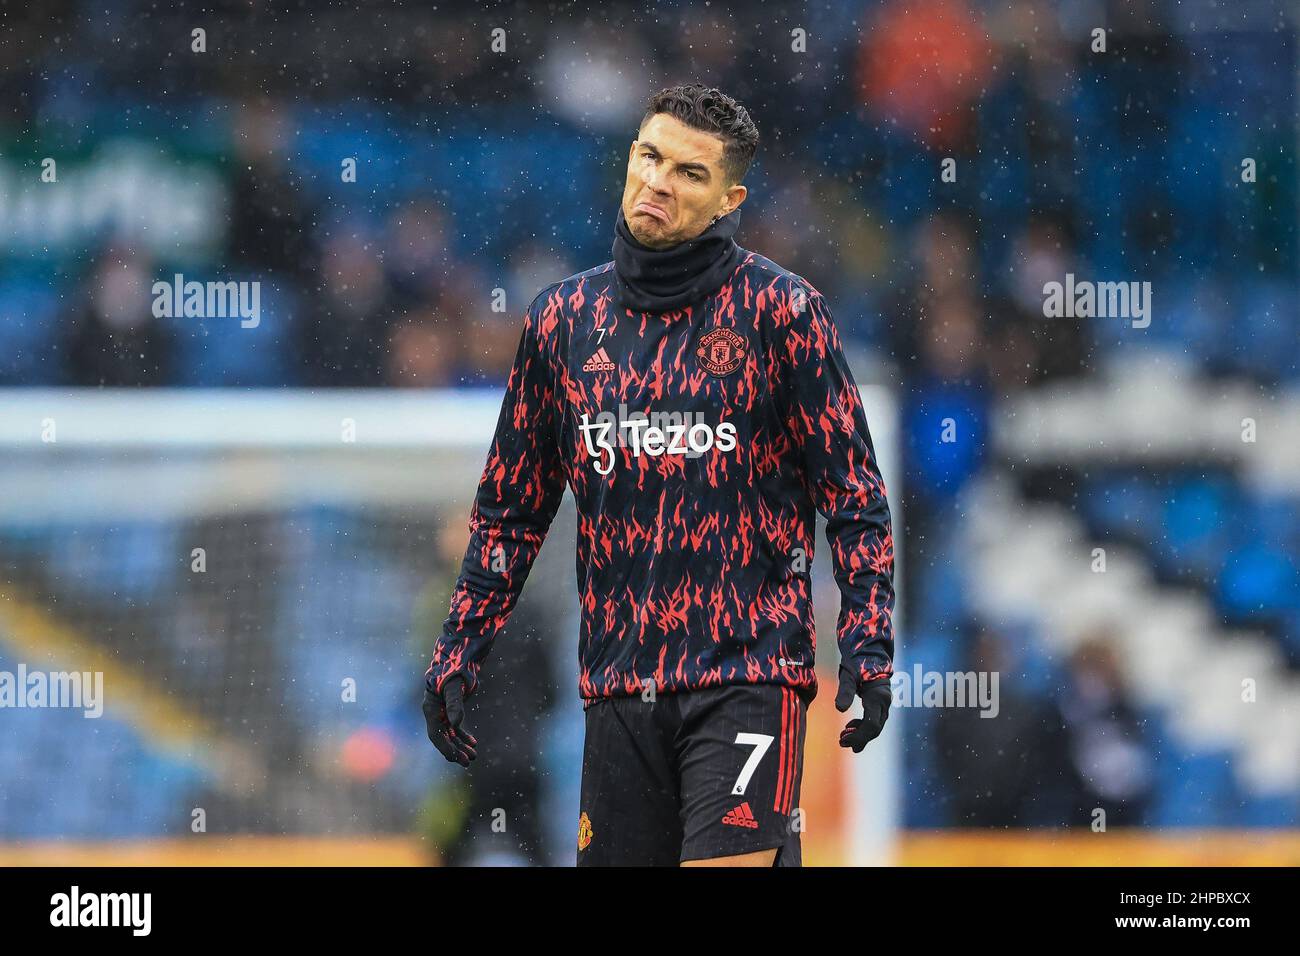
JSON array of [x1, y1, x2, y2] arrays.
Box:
[[695, 326, 747, 377]]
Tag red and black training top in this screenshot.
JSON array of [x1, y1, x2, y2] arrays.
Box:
[[427, 251, 895, 702]]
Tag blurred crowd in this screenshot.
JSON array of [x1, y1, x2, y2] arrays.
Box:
[[3, 1, 1289, 398]]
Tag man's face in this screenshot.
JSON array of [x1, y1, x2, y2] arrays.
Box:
[[621, 113, 747, 248]]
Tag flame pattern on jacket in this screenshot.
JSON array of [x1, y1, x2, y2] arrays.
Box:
[[427, 252, 894, 702]]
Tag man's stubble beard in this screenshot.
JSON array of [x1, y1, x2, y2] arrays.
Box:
[[628, 218, 673, 249]]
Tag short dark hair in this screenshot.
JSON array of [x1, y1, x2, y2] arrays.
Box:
[[639, 84, 759, 185]]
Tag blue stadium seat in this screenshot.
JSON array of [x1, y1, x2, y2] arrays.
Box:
[[0, 275, 62, 385], [1216, 541, 1299, 618]]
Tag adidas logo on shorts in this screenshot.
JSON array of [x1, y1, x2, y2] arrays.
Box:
[[721, 801, 760, 828]]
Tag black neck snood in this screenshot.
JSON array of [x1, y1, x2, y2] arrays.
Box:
[[612, 205, 744, 314]]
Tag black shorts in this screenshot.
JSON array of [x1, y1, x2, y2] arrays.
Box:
[[576, 683, 808, 866]]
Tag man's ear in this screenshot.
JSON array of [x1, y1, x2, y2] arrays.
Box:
[[720, 183, 747, 217]]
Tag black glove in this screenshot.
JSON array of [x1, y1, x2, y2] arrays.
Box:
[[422, 675, 477, 766], [834, 666, 892, 753]]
